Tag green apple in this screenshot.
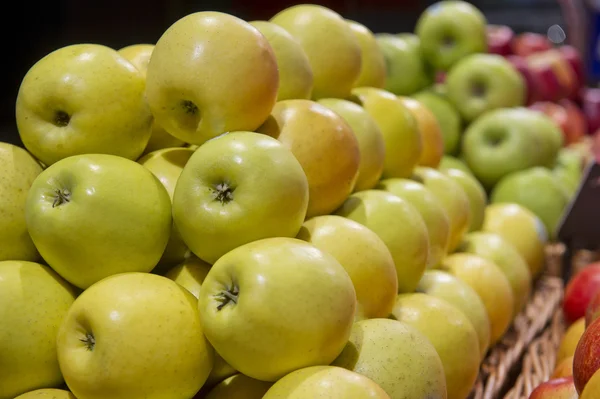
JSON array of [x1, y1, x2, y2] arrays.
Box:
[[335, 189, 429, 293], [256, 100, 359, 218], [482, 203, 548, 278], [392, 292, 481, 399], [0, 143, 43, 261], [142, 123, 186, 155], [375, 33, 432, 95], [441, 253, 515, 345], [204, 374, 272, 399], [412, 89, 462, 155], [350, 87, 422, 179], [348, 20, 386, 89], [457, 232, 532, 316], [270, 5, 361, 100], [198, 237, 356, 382], [491, 167, 570, 239], [164, 255, 211, 299], [173, 132, 309, 264], [332, 318, 447, 399], [263, 366, 390, 398], [14, 390, 75, 399], [417, 270, 491, 360], [553, 147, 584, 198], [201, 355, 238, 394], [16, 44, 153, 166], [438, 155, 473, 176], [416, 0, 487, 71], [25, 154, 172, 289], [443, 168, 487, 232], [377, 178, 450, 269], [446, 53, 525, 122], [146, 12, 279, 145], [249, 21, 314, 101], [297, 215, 398, 320], [57, 273, 213, 399], [317, 98, 385, 191], [138, 147, 194, 270], [411, 166, 471, 253], [461, 108, 556, 190], [0, 261, 76, 399]]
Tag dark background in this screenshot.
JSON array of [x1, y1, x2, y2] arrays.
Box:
[[2, 0, 565, 146]]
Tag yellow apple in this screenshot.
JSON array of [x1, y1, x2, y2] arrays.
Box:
[[411, 166, 471, 253], [204, 374, 272, 399], [0, 261, 76, 399], [332, 318, 447, 399], [270, 4, 361, 99], [164, 255, 211, 299], [14, 389, 76, 399], [334, 189, 429, 293], [351, 87, 422, 178], [458, 231, 532, 316], [200, 354, 238, 394], [146, 12, 279, 145], [197, 237, 356, 382], [581, 369, 600, 399], [482, 203, 548, 278], [263, 366, 390, 398], [25, 154, 172, 289], [377, 178, 450, 268], [398, 96, 444, 168], [417, 270, 491, 360], [138, 147, 194, 269], [297, 215, 397, 320], [57, 273, 213, 399], [16, 44, 153, 166], [441, 253, 515, 345], [0, 143, 43, 261], [443, 168, 487, 232], [347, 20, 386, 89], [317, 98, 385, 191], [392, 293, 480, 399], [173, 132, 309, 264], [256, 100, 359, 218], [141, 123, 186, 155], [556, 318, 586, 365], [249, 21, 313, 100]]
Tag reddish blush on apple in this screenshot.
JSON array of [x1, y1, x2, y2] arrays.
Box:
[[586, 289, 600, 327], [529, 100, 587, 145], [557, 45, 586, 100], [582, 88, 600, 134], [511, 32, 552, 57], [574, 317, 600, 394], [563, 263, 600, 325], [486, 24, 514, 56], [528, 50, 578, 101], [507, 55, 543, 104], [529, 376, 578, 399]]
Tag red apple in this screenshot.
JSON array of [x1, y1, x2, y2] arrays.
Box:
[[559, 98, 588, 144], [582, 88, 600, 134], [529, 376, 578, 399], [586, 290, 600, 327], [487, 24, 514, 56], [528, 50, 579, 101], [507, 55, 543, 104], [574, 317, 600, 393], [558, 45, 586, 97], [512, 32, 552, 57], [563, 263, 600, 325]]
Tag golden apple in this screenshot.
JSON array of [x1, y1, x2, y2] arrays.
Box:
[[351, 87, 422, 178], [0, 143, 43, 261], [57, 273, 213, 399], [411, 166, 471, 253], [441, 253, 515, 345], [0, 261, 76, 399], [146, 12, 279, 145], [332, 318, 447, 399], [14, 389, 76, 399], [257, 100, 359, 218], [197, 238, 356, 382], [297, 215, 397, 320], [443, 168, 487, 232], [335, 189, 429, 293], [204, 374, 272, 399], [16, 44, 153, 166], [398, 96, 444, 168], [271, 4, 361, 99], [580, 369, 600, 399], [201, 355, 238, 394], [557, 318, 586, 365], [263, 366, 390, 398], [164, 255, 211, 299], [317, 98, 385, 191], [393, 293, 480, 399], [347, 20, 386, 89], [377, 178, 450, 268], [249, 21, 313, 101]]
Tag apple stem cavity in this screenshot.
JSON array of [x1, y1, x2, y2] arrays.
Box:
[[54, 110, 70, 127], [52, 188, 71, 208], [80, 332, 96, 351], [215, 284, 239, 311], [212, 182, 234, 204], [181, 100, 198, 115], [471, 82, 486, 98]]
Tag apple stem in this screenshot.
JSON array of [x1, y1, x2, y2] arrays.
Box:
[[80, 332, 95, 351], [181, 100, 198, 115], [52, 188, 71, 208], [212, 182, 234, 204], [215, 284, 239, 311]]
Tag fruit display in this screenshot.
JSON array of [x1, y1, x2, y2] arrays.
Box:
[[2, 1, 598, 399]]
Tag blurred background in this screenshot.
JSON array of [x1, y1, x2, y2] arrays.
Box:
[[2, 0, 597, 145]]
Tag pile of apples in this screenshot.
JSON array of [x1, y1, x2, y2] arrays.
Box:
[[529, 263, 600, 399], [0, 1, 590, 399]]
